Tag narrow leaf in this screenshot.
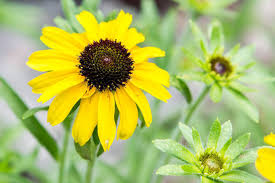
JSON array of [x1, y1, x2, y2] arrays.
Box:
[[210, 83, 223, 103], [182, 47, 203, 67], [22, 106, 49, 120], [189, 20, 207, 48], [54, 16, 74, 33], [217, 120, 232, 151], [192, 128, 204, 153], [171, 76, 192, 103], [219, 138, 232, 156], [219, 170, 264, 183], [209, 20, 224, 52], [82, 0, 100, 12], [225, 44, 240, 59], [153, 139, 195, 163], [156, 164, 200, 176], [0, 77, 59, 160], [232, 147, 259, 168], [177, 71, 205, 81], [228, 87, 259, 123], [207, 119, 221, 149], [225, 133, 250, 160], [179, 122, 194, 149]]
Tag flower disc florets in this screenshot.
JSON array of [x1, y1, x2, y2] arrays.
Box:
[[209, 56, 233, 77], [78, 39, 134, 92], [198, 149, 227, 175]]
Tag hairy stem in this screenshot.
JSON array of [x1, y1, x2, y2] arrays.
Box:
[[85, 158, 96, 183]]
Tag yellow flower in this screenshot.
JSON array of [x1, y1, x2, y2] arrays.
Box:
[[27, 10, 171, 151], [255, 133, 275, 182]]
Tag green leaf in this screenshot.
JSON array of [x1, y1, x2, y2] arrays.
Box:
[[104, 10, 118, 22], [219, 138, 232, 156], [156, 164, 200, 176], [177, 71, 205, 82], [209, 20, 224, 52], [201, 176, 221, 183], [82, 0, 100, 12], [225, 133, 251, 160], [179, 123, 194, 149], [232, 147, 259, 168], [217, 120, 232, 151], [210, 83, 223, 103], [160, 10, 176, 47], [61, 0, 83, 33], [207, 119, 221, 149], [54, 16, 74, 33], [0, 173, 33, 183], [219, 170, 264, 183], [141, 0, 159, 25], [192, 128, 204, 153], [232, 45, 255, 63], [74, 139, 97, 161], [22, 106, 49, 120], [171, 76, 192, 103], [182, 47, 204, 67], [225, 44, 240, 59], [0, 77, 59, 160], [228, 87, 259, 123], [153, 139, 195, 163], [189, 20, 207, 48]]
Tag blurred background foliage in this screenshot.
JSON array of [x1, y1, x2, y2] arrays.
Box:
[[0, 0, 274, 183]]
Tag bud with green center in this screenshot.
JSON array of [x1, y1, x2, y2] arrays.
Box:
[[176, 20, 275, 123], [153, 119, 264, 183]]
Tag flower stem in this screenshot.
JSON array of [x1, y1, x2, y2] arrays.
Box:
[[85, 159, 96, 183], [153, 85, 211, 183], [58, 128, 70, 183]]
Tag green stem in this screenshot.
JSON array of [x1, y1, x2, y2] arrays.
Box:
[[58, 128, 70, 183], [184, 85, 211, 124], [85, 159, 96, 183], [153, 85, 210, 183]]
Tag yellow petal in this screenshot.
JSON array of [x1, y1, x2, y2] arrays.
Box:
[[37, 73, 85, 103], [112, 10, 132, 42], [115, 88, 138, 140], [82, 87, 96, 98], [131, 47, 165, 64], [71, 32, 90, 47], [133, 62, 170, 87], [28, 68, 79, 94], [264, 133, 275, 147], [122, 28, 145, 50], [47, 82, 87, 126], [130, 76, 171, 103], [123, 82, 152, 127], [27, 49, 78, 72], [256, 148, 275, 182], [98, 90, 116, 151], [76, 11, 99, 42], [98, 21, 116, 41], [40, 27, 84, 54], [72, 92, 100, 146]]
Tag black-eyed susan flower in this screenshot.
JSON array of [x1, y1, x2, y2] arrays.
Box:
[[153, 119, 264, 183], [27, 10, 171, 151], [176, 20, 275, 123], [255, 133, 275, 182]]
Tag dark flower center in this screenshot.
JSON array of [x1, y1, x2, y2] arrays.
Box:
[[199, 151, 224, 174], [78, 39, 134, 92], [210, 56, 232, 77]]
